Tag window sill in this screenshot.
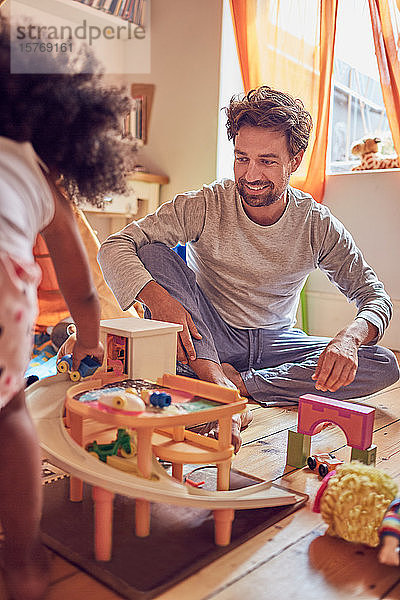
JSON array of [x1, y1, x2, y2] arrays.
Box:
[[326, 168, 400, 176]]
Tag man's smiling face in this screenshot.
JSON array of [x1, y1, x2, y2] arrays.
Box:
[[234, 125, 302, 208]]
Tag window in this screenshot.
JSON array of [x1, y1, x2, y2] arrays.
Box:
[[328, 0, 395, 173]]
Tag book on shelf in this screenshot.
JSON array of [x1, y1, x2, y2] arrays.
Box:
[[136, 97, 142, 140], [72, 0, 146, 25], [130, 103, 138, 139], [130, 84, 154, 145], [123, 100, 143, 141], [131, 95, 147, 142], [141, 95, 147, 142]]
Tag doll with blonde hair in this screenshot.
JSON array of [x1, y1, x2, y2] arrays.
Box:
[[313, 462, 400, 564]]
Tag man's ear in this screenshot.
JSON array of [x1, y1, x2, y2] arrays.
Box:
[[290, 150, 304, 173]]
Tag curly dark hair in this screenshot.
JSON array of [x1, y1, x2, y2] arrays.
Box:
[[0, 17, 136, 206], [225, 86, 313, 157]]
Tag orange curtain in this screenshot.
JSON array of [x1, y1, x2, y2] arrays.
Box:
[[229, 0, 253, 92], [230, 0, 338, 203], [368, 0, 400, 157]]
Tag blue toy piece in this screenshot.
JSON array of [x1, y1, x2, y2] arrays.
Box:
[[149, 391, 172, 408], [57, 353, 101, 382]]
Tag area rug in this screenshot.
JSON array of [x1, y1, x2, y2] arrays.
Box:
[[41, 467, 308, 600]]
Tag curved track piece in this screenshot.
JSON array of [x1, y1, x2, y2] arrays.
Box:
[[26, 375, 298, 510]]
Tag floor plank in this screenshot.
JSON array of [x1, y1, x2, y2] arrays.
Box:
[[48, 553, 78, 583], [47, 570, 123, 600], [210, 529, 400, 600], [156, 510, 323, 600]]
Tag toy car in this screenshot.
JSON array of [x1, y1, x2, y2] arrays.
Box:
[[86, 428, 135, 462], [307, 453, 343, 478], [56, 353, 101, 382]]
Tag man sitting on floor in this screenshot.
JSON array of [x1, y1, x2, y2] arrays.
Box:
[[98, 86, 399, 451]]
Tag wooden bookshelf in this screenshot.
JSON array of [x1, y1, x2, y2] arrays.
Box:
[[82, 171, 169, 240], [14, 0, 137, 35], [128, 171, 169, 185], [128, 83, 155, 145]]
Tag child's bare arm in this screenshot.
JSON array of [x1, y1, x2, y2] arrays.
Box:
[[41, 180, 103, 368]]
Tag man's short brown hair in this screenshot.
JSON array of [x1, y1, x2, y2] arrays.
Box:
[[225, 86, 313, 157]]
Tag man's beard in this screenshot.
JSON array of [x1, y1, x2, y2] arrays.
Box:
[[236, 178, 282, 207]]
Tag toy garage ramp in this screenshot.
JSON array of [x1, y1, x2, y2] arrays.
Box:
[[26, 374, 299, 510]]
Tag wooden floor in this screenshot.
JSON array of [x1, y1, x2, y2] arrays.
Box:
[[2, 358, 400, 599]]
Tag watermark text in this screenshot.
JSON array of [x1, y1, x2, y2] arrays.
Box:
[[16, 21, 146, 46]]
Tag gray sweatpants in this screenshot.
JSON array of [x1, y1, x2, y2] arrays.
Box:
[[138, 243, 399, 406]]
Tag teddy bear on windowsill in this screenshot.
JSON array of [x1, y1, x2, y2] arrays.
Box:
[[351, 137, 399, 171]]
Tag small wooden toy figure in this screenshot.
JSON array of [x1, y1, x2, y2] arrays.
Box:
[[313, 462, 399, 561], [378, 498, 400, 566]]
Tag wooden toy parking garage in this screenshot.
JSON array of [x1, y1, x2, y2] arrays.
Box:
[[26, 318, 300, 562]]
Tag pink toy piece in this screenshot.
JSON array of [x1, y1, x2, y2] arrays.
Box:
[[157, 388, 194, 404], [312, 470, 337, 513], [106, 358, 124, 375], [298, 394, 375, 451], [106, 334, 128, 375]]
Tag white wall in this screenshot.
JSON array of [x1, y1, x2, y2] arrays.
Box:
[[125, 0, 223, 205], [305, 170, 400, 350]]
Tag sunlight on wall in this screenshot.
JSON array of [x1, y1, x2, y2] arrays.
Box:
[[216, 0, 243, 180]]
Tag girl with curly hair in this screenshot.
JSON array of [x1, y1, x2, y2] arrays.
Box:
[[0, 16, 135, 599]]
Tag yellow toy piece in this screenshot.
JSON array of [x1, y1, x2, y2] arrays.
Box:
[[141, 389, 151, 404], [120, 441, 137, 458], [106, 455, 158, 480], [57, 361, 68, 373], [112, 394, 127, 409]]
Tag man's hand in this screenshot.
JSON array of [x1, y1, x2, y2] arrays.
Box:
[[312, 333, 358, 392], [138, 281, 202, 363], [312, 318, 378, 393]]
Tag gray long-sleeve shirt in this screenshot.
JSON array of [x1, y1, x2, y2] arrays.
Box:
[[98, 179, 392, 339]]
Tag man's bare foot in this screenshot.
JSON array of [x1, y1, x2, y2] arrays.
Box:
[[230, 410, 253, 452], [189, 408, 253, 453], [221, 363, 249, 397], [3, 542, 50, 600], [185, 358, 253, 452], [203, 410, 253, 453]]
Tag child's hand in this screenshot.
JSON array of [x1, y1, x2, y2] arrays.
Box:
[[56, 324, 104, 371], [56, 326, 76, 364], [71, 340, 104, 371]]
